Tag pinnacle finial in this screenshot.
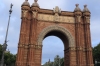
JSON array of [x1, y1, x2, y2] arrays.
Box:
[[84, 4, 87, 8], [31, 0, 39, 7], [76, 4, 79, 7], [74, 4, 81, 12], [22, 0, 30, 6], [34, 0, 38, 2], [83, 4, 90, 12]]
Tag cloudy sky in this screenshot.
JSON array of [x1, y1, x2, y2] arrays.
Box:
[[0, 0, 100, 64]]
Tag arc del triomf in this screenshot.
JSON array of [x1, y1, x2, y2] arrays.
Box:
[[16, 0, 94, 66]]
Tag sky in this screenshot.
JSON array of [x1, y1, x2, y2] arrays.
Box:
[[0, 0, 100, 64]]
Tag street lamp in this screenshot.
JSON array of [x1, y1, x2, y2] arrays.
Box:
[[0, 3, 13, 66]]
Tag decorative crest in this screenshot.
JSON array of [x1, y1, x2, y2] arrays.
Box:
[[53, 6, 61, 22], [53, 6, 61, 14]]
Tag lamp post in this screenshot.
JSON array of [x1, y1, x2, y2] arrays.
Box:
[[0, 3, 13, 66]]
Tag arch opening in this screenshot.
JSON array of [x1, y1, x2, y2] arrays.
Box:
[[41, 30, 69, 65], [42, 36, 64, 65], [43, 30, 69, 49], [37, 25, 75, 66]]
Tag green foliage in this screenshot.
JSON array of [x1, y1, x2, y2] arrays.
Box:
[[53, 55, 64, 66], [93, 43, 100, 62], [4, 52, 16, 65], [0, 44, 3, 60], [43, 55, 64, 66], [0, 44, 16, 65]]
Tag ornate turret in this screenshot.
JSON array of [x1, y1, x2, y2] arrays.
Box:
[[31, 0, 40, 19], [83, 5, 90, 17], [74, 4, 82, 16], [21, 0, 30, 10], [83, 5, 91, 24], [74, 4, 82, 23], [22, 0, 30, 7], [31, 0, 39, 7], [31, 0, 40, 11], [74, 4, 81, 12], [21, 0, 30, 18], [83, 5, 90, 13]]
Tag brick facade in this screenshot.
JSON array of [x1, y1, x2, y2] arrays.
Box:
[[16, 1, 94, 66]]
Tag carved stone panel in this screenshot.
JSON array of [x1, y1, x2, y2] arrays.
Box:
[[77, 16, 81, 22], [22, 10, 28, 18], [38, 14, 75, 23], [32, 11, 37, 18], [86, 17, 90, 23]]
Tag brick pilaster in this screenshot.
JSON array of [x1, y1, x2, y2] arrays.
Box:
[[83, 15, 94, 66]]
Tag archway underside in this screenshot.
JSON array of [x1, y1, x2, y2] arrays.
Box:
[[44, 30, 69, 49]]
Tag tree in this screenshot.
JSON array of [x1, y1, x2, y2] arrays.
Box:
[[0, 44, 3, 61], [43, 55, 64, 66], [60, 58, 64, 66], [0, 44, 16, 66], [53, 55, 64, 66], [53, 55, 60, 66], [93, 43, 100, 66], [93, 43, 100, 62], [4, 52, 16, 66]]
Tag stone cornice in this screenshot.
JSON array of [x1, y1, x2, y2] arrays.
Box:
[[38, 8, 74, 16]]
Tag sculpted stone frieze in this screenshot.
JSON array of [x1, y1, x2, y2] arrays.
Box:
[[38, 14, 75, 23]]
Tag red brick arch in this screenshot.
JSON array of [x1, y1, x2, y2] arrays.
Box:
[[16, 1, 94, 66], [37, 25, 75, 47]]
